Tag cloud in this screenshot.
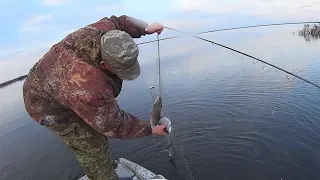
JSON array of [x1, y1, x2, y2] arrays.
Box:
[[41, 0, 69, 6], [163, 16, 226, 30], [20, 14, 55, 32], [175, 0, 320, 20], [95, 4, 124, 14], [0, 48, 26, 59], [0, 48, 46, 83], [46, 28, 76, 48]]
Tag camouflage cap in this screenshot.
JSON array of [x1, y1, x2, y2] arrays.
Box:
[[101, 30, 140, 80]]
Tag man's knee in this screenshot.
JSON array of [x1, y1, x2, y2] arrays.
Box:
[[45, 118, 118, 180]]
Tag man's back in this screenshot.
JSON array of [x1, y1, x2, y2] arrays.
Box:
[[23, 18, 123, 126]]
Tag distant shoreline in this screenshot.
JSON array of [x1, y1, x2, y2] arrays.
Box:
[[0, 75, 27, 89]]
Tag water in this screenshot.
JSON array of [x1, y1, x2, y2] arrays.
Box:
[[0, 25, 320, 180]]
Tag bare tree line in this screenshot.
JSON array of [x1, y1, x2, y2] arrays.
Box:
[[298, 23, 320, 41], [0, 75, 27, 89]]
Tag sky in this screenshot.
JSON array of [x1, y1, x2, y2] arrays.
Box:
[[1, 0, 320, 83]]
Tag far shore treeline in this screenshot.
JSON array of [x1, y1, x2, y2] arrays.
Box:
[[298, 23, 320, 41], [0, 75, 27, 89]]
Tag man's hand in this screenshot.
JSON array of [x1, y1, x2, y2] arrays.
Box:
[[152, 124, 167, 136], [146, 22, 164, 35]]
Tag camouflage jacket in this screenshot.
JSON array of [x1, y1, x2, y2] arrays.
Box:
[[23, 15, 152, 139]]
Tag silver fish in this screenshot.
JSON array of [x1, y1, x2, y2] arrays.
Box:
[[150, 96, 172, 134], [150, 96, 162, 127], [160, 117, 172, 134], [150, 96, 175, 161]]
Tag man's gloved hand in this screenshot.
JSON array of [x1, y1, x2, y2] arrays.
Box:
[[146, 22, 164, 35], [152, 124, 167, 136]]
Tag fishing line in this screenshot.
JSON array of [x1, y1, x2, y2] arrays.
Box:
[[156, 34, 176, 156], [148, 35, 162, 102], [157, 35, 162, 97], [156, 34, 195, 180], [157, 34, 176, 158], [164, 26, 320, 89], [172, 131, 195, 180], [149, 86, 156, 102], [137, 21, 320, 46], [138, 36, 184, 45]]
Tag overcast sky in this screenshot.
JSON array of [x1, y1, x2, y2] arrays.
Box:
[[1, 0, 320, 83]]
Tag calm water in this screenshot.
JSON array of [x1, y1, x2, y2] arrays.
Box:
[[0, 25, 320, 180]]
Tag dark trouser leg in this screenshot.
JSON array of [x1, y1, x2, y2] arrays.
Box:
[[45, 117, 119, 180]]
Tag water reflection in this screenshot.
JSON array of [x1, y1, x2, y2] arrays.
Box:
[[298, 23, 320, 42], [113, 26, 320, 180]]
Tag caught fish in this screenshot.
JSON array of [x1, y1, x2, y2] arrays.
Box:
[[150, 96, 172, 133], [150, 96, 171, 134], [150, 96, 175, 161], [150, 96, 162, 127]]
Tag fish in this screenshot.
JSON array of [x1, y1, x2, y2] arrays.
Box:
[[150, 96, 172, 134], [150, 96, 162, 127], [150, 96, 175, 161]]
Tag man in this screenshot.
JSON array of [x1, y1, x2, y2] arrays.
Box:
[[23, 15, 167, 180]]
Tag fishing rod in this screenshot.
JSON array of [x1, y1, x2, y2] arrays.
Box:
[[164, 26, 320, 89], [195, 21, 320, 35], [137, 21, 320, 45]]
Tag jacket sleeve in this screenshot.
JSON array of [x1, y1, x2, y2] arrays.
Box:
[[63, 89, 152, 139], [89, 15, 149, 38], [55, 57, 152, 139]]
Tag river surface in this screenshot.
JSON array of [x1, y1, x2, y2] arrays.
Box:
[[0, 25, 320, 180]]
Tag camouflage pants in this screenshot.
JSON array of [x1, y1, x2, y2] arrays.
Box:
[[45, 117, 119, 180]]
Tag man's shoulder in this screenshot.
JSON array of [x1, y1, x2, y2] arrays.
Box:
[[86, 17, 117, 32]]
